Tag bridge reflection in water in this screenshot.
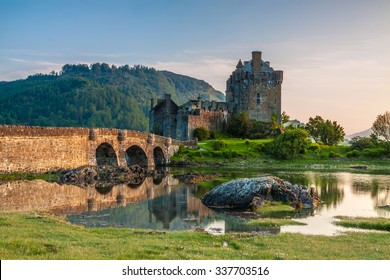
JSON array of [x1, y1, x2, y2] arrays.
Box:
[[0, 175, 280, 234]]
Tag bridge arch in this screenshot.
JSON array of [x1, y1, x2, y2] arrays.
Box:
[[125, 145, 148, 167], [153, 146, 166, 167], [96, 142, 118, 166]]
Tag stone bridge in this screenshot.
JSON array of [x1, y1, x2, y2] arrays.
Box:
[[0, 125, 195, 173]]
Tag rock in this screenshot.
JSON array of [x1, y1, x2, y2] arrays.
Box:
[[350, 165, 368, 170], [201, 176, 320, 210], [251, 196, 265, 210], [58, 165, 148, 188]]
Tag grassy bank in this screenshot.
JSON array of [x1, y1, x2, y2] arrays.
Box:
[[171, 139, 390, 174], [1, 212, 390, 260], [335, 216, 390, 232]]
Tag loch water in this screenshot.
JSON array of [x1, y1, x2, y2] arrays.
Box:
[[1, 169, 389, 235]]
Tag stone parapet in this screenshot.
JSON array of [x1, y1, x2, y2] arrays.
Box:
[[0, 125, 194, 173]]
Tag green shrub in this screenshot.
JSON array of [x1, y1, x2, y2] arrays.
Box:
[[363, 148, 386, 158], [266, 128, 310, 159], [212, 140, 227, 151], [178, 145, 186, 154], [383, 142, 390, 156], [328, 151, 341, 158], [222, 150, 240, 158], [211, 151, 222, 157], [346, 150, 359, 158], [193, 127, 210, 141], [209, 131, 217, 139], [309, 143, 321, 151], [320, 152, 329, 159], [349, 136, 373, 151], [252, 143, 265, 153]]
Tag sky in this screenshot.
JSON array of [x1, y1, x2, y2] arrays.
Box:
[[0, 0, 389, 134]]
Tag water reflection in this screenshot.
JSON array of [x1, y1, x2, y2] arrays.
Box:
[[0, 176, 176, 215], [273, 172, 390, 235], [276, 171, 345, 209], [1, 171, 390, 235]]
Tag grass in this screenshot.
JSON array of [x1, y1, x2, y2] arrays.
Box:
[[255, 201, 295, 213], [247, 218, 306, 227], [334, 216, 390, 232], [173, 139, 272, 163], [1, 212, 390, 260], [171, 139, 390, 174], [253, 201, 303, 219]]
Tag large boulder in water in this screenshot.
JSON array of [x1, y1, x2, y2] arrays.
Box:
[[201, 176, 320, 210]]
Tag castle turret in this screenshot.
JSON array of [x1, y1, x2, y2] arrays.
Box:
[[197, 94, 202, 109], [274, 70, 283, 84], [236, 59, 244, 69]]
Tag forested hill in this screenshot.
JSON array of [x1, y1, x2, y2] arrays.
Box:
[[0, 63, 225, 131]]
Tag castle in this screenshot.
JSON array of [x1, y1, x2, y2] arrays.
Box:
[[149, 51, 283, 141]]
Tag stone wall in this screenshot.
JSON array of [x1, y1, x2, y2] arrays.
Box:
[[0, 126, 90, 173], [187, 110, 225, 139], [0, 125, 191, 173]]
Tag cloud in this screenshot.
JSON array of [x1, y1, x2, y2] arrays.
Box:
[[0, 56, 64, 80]]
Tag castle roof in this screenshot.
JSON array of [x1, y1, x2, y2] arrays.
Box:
[[242, 59, 274, 73], [236, 59, 244, 69], [151, 98, 178, 112]]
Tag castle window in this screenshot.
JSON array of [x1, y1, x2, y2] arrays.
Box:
[[256, 93, 261, 105]]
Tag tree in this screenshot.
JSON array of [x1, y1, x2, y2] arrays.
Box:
[[306, 116, 345, 145], [348, 136, 373, 150], [226, 112, 251, 138], [372, 111, 390, 142], [281, 111, 290, 124], [267, 128, 310, 159]]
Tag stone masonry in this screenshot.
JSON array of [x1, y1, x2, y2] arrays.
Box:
[[0, 125, 195, 173]]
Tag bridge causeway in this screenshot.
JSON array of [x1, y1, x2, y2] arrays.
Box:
[[0, 125, 195, 173]]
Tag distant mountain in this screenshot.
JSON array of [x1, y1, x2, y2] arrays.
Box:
[[346, 128, 372, 139], [161, 70, 225, 102], [0, 63, 225, 131]]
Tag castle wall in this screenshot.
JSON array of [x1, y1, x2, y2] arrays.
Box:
[[187, 110, 225, 139], [176, 113, 189, 141], [246, 83, 282, 123], [149, 94, 178, 139]]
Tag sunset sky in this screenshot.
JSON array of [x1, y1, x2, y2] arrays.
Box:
[[1, 0, 389, 134]]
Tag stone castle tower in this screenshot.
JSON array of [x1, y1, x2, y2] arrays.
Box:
[[149, 51, 283, 140], [226, 51, 283, 123]]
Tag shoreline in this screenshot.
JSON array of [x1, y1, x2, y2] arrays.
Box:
[[1, 158, 390, 183]]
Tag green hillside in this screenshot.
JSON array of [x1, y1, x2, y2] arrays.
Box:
[[0, 63, 225, 131]]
